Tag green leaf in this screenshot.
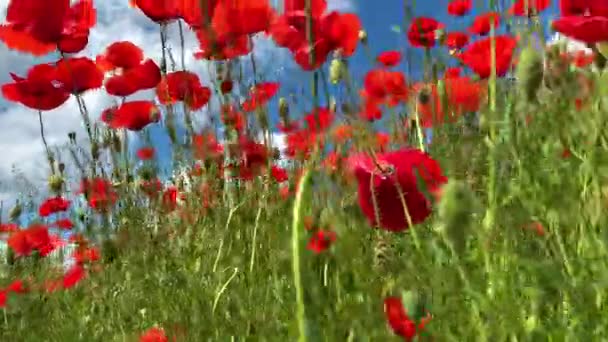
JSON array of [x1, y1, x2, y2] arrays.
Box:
[[391, 25, 401, 33]]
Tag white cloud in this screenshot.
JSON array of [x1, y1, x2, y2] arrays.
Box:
[[0, 0, 356, 209]]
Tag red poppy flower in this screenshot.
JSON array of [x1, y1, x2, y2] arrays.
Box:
[[101, 100, 161, 131], [408, 17, 444, 48], [0, 0, 95, 55], [384, 297, 418, 340], [156, 71, 211, 110], [307, 229, 337, 254], [560, 0, 608, 16], [457, 35, 518, 78], [377, 50, 402, 67], [445, 31, 469, 50], [242, 82, 280, 111], [7, 224, 57, 257], [105, 59, 161, 97], [447, 0, 472, 16], [63, 264, 86, 289], [193, 28, 252, 60], [270, 165, 288, 182], [52, 218, 74, 230], [509, 0, 551, 16], [97, 41, 144, 71], [136, 147, 155, 160], [56, 57, 104, 95], [552, 16, 608, 44], [1, 63, 70, 111], [38, 196, 71, 217], [80, 177, 118, 211], [348, 149, 447, 232], [269, 8, 360, 70], [303, 107, 334, 132], [211, 0, 275, 39], [132, 0, 181, 23], [469, 12, 501, 36], [363, 69, 409, 106], [284, 0, 327, 16], [140, 327, 168, 342]]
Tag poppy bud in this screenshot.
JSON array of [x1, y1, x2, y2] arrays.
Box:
[[436, 180, 476, 256], [91, 141, 100, 160], [47, 174, 65, 194], [516, 44, 543, 103], [329, 58, 344, 84], [8, 202, 22, 221], [358, 30, 368, 44], [278, 97, 289, 120]]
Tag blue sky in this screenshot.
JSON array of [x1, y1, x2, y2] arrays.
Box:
[[0, 0, 563, 209]]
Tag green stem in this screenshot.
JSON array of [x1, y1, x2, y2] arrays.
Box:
[[291, 168, 312, 342]]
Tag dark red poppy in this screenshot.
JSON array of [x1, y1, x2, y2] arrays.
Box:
[[348, 149, 447, 232], [407, 17, 444, 48]]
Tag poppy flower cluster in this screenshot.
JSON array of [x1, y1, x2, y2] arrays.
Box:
[[0, 0, 96, 56]]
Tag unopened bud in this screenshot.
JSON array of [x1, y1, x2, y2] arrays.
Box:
[[329, 58, 344, 85], [278, 97, 289, 120], [48, 174, 65, 194], [8, 203, 22, 221]]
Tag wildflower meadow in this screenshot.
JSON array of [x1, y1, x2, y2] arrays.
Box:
[[1, 0, 608, 340]]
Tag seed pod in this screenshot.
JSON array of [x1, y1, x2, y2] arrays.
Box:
[[329, 58, 344, 85], [516, 44, 544, 103], [8, 202, 22, 221], [278, 97, 289, 120]]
